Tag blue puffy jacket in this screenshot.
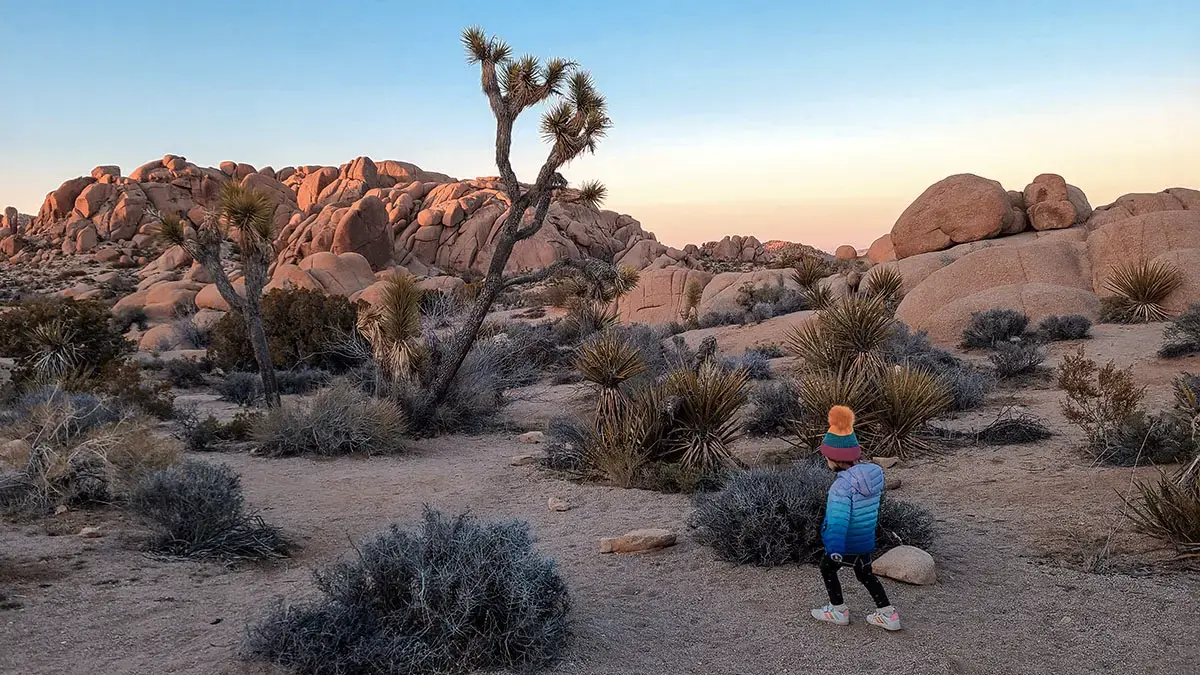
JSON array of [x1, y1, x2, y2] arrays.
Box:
[[821, 462, 885, 556]]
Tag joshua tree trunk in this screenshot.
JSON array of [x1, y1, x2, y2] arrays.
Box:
[[240, 262, 280, 408]]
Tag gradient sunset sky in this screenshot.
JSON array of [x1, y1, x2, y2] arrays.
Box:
[[1, 1, 1196, 251]]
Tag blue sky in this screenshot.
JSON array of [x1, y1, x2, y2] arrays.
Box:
[[1, 1, 1197, 249]]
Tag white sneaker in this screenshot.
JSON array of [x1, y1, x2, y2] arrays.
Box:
[[810, 604, 850, 626], [866, 606, 902, 631]]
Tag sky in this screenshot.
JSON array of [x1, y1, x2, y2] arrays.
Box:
[[0, 1, 1197, 251]]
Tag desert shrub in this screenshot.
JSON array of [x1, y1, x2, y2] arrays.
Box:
[[977, 410, 1052, 445], [1159, 304, 1200, 358], [0, 297, 132, 384], [112, 306, 149, 333], [216, 372, 262, 406], [102, 361, 175, 419], [0, 413, 180, 514], [737, 283, 806, 320], [721, 352, 771, 380], [744, 380, 802, 436], [11, 388, 124, 444], [801, 283, 835, 311], [690, 461, 934, 566], [1037, 315, 1093, 342], [244, 508, 572, 675], [1102, 260, 1183, 324], [746, 343, 786, 359], [1104, 413, 1198, 467], [131, 459, 290, 561], [989, 341, 1047, 378], [163, 358, 206, 388], [884, 324, 992, 411], [273, 368, 330, 395], [171, 316, 211, 349], [698, 310, 746, 328], [1058, 347, 1149, 462], [1124, 467, 1200, 556], [961, 309, 1028, 349], [541, 416, 590, 473], [207, 288, 361, 373], [254, 382, 406, 457], [177, 408, 260, 452], [657, 363, 749, 471]]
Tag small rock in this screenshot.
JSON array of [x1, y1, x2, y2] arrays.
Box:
[[508, 453, 539, 467], [599, 528, 676, 554], [518, 431, 545, 444], [872, 456, 900, 469], [548, 497, 570, 512], [78, 526, 103, 539], [872, 545, 936, 585], [885, 476, 902, 491]]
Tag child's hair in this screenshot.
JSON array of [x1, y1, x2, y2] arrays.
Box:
[[828, 405, 855, 435]]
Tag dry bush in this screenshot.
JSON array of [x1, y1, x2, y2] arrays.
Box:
[[989, 341, 1047, 378], [216, 372, 261, 406], [960, 309, 1028, 349], [176, 407, 259, 452], [1102, 260, 1183, 324], [744, 379, 802, 436], [1124, 468, 1200, 557], [162, 358, 206, 388], [1037, 314, 1093, 342], [0, 297, 132, 384], [884, 323, 991, 411], [1159, 304, 1200, 358], [690, 460, 935, 566], [244, 508, 572, 674], [1058, 347, 1146, 460], [131, 459, 290, 562], [1, 399, 180, 514], [254, 382, 407, 457]]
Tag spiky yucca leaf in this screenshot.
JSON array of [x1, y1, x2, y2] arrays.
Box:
[[792, 255, 831, 288], [154, 212, 190, 248], [862, 266, 904, 307], [802, 283, 834, 311], [660, 363, 749, 472], [795, 366, 880, 448], [577, 180, 608, 210], [872, 365, 953, 458], [357, 275, 426, 384], [565, 298, 616, 335], [574, 332, 647, 390], [612, 265, 639, 299], [219, 183, 275, 246], [25, 320, 83, 381], [785, 295, 893, 371], [1123, 469, 1200, 556], [1103, 260, 1184, 323]]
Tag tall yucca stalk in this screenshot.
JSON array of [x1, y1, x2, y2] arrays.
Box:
[[574, 332, 647, 420], [357, 275, 426, 390], [157, 182, 282, 406], [1104, 260, 1184, 323], [661, 363, 749, 472], [872, 365, 953, 458]]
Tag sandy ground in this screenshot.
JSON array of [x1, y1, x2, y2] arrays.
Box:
[[2, 324, 1199, 675]]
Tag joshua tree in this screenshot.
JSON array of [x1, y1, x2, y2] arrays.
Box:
[[408, 26, 619, 429], [158, 183, 281, 407]]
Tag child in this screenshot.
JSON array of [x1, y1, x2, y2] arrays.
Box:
[[810, 405, 902, 631]]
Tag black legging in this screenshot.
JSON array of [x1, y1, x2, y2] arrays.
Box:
[[820, 553, 891, 608]]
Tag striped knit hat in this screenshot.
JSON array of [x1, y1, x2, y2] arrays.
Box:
[[819, 405, 861, 462]]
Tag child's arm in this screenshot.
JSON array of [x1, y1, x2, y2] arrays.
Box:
[[822, 480, 852, 556]]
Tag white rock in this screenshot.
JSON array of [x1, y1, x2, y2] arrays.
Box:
[[872, 545, 936, 585]]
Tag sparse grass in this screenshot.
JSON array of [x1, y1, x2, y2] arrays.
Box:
[[1103, 260, 1183, 324], [254, 382, 406, 457], [961, 309, 1028, 349], [243, 508, 572, 675], [131, 459, 290, 562]]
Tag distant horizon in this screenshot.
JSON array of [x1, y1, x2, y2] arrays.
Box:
[[1, 1, 1197, 251]]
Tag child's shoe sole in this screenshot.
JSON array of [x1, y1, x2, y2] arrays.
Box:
[[810, 610, 850, 626]]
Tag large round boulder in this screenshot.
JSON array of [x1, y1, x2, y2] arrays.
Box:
[[617, 268, 713, 325], [1087, 210, 1200, 294], [890, 174, 1015, 258]]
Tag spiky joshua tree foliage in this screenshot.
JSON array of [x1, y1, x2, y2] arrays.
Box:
[[357, 275, 426, 391], [157, 183, 281, 407], [407, 27, 620, 432]]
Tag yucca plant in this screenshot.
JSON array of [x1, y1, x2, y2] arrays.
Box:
[[157, 182, 282, 406], [791, 255, 831, 288], [660, 362, 749, 472], [794, 366, 880, 448], [584, 384, 669, 487], [861, 266, 905, 311], [785, 295, 894, 371], [872, 365, 953, 458], [1124, 468, 1200, 557], [565, 298, 617, 338], [24, 320, 84, 382], [680, 280, 703, 328], [574, 332, 648, 419], [802, 283, 835, 311], [1103, 260, 1184, 323], [357, 275, 427, 392]]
